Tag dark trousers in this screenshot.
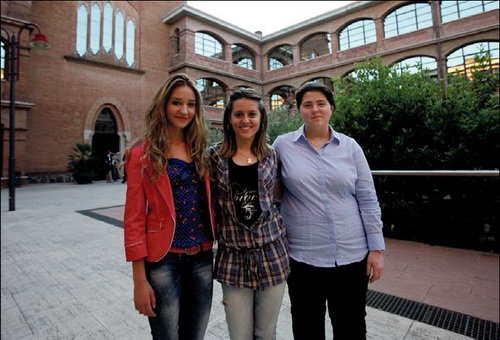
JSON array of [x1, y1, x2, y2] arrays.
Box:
[[287, 256, 369, 340]]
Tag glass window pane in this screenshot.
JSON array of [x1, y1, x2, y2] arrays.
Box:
[[301, 33, 331, 60], [90, 4, 101, 54], [447, 41, 500, 75], [103, 3, 113, 52], [484, 1, 500, 11], [269, 45, 293, 69], [195, 32, 223, 60], [1, 41, 5, 80], [76, 6, 88, 56], [442, 0, 497, 23], [384, 3, 432, 37], [340, 20, 377, 50], [197, 78, 225, 107], [114, 12, 124, 59], [126, 20, 135, 66]]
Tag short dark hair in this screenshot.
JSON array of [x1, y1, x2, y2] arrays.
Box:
[[220, 88, 269, 160], [295, 82, 335, 109]]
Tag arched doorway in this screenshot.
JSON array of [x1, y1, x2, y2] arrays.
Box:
[[92, 108, 119, 179]]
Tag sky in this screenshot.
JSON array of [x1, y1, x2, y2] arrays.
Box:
[[187, 1, 356, 36]]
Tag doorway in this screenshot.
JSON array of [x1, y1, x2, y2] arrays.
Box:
[[92, 108, 119, 179]]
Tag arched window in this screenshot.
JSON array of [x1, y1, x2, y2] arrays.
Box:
[[0, 40, 6, 80], [269, 86, 295, 110], [76, 5, 88, 56], [268, 45, 293, 70], [384, 3, 433, 38], [339, 20, 376, 50], [114, 11, 124, 59], [103, 2, 113, 52], [232, 44, 255, 70], [126, 20, 135, 66], [75, 4, 136, 66], [195, 32, 223, 60], [196, 78, 226, 108], [303, 77, 333, 90], [441, 1, 499, 23], [392, 56, 438, 75], [446, 41, 499, 76], [90, 3, 101, 54], [300, 33, 332, 60]]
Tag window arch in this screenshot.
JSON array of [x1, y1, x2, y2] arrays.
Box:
[[268, 44, 293, 70], [446, 41, 499, 76], [269, 86, 295, 110], [196, 78, 226, 108], [300, 33, 332, 60], [392, 56, 438, 75], [76, 5, 88, 56], [90, 3, 101, 54], [441, 1, 499, 23], [195, 32, 224, 60], [339, 20, 376, 50], [234, 85, 254, 92], [384, 3, 433, 38], [126, 20, 135, 66], [303, 77, 333, 90], [103, 2, 113, 52], [232, 44, 255, 70]]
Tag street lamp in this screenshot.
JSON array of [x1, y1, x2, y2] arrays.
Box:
[[1, 23, 50, 211]]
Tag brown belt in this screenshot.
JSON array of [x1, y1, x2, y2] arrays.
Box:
[[169, 241, 213, 255]]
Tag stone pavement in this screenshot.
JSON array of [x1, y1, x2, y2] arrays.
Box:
[[1, 181, 495, 339]]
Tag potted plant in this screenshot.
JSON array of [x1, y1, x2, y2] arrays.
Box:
[[67, 143, 98, 184]]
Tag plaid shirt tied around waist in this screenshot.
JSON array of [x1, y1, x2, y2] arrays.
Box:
[[209, 145, 290, 289]]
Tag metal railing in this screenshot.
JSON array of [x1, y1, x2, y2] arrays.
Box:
[[372, 170, 499, 176]]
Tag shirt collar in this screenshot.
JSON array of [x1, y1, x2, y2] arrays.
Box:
[[293, 125, 340, 145]]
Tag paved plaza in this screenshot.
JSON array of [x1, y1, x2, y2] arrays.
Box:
[[1, 181, 498, 339]]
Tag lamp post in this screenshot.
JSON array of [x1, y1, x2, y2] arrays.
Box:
[[1, 23, 50, 211]]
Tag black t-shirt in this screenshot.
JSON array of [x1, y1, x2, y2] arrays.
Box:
[[228, 158, 262, 227]]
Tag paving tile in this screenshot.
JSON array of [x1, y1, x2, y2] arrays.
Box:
[[405, 320, 474, 339], [2, 182, 498, 339], [0, 306, 33, 339]]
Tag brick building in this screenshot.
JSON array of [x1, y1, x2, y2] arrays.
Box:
[[1, 1, 498, 182]]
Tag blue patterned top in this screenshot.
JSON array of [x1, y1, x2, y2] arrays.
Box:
[[167, 158, 211, 248]]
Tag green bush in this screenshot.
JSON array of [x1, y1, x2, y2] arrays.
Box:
[[267, 107, 303, 144], [331, 57, 499, 252]]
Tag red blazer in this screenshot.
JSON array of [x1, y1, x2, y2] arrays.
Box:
[[123, 143, 216, 262]]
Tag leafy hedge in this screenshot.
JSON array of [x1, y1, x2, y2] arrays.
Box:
[[267, 57, 499, 252]]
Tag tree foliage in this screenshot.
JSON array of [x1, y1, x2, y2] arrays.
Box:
[[332, 57, 499, 170], [267, 56, 499, 252]]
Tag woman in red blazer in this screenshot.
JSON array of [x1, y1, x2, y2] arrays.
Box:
[[124, 74, 216, 340]]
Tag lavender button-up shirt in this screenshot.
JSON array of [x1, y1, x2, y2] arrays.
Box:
[[273, 125, 385, 267]]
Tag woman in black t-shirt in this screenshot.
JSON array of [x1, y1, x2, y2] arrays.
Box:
[[209, 88, 290, 340]]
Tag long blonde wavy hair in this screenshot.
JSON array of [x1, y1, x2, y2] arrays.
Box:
[[133, 74, 208, 180]]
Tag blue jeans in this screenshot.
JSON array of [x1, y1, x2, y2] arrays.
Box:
[[146, 250, 213, 340], [222, 282, 286, 340]]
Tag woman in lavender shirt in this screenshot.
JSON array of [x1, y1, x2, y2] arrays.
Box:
[[272, 82, 385, 340]]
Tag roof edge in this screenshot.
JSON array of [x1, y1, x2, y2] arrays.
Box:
[[163, 1, 380, 43]]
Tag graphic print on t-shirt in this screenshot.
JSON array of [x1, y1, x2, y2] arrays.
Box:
[[233, 185, 259, 221]]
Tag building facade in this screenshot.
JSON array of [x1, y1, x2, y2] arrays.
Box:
[[1, 1, 498, 181]]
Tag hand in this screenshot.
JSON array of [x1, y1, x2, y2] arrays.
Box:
[[134, 280, 157, 317], [366, 250, 384, 283]]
